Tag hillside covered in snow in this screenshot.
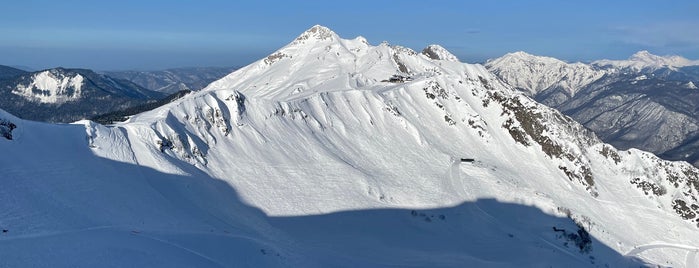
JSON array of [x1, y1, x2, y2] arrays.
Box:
[[2, 26, 699, 267]]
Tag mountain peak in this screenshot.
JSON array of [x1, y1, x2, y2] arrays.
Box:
[[485, 51, 607, 97], [501, 51, 560, 62], [421, 44, 459, 62], [293, 25, 338, 44], [508, 51, 535, 57], [594, 50, 698, 71], [630, 50, 653, 59], [628, 50, 686, 64]]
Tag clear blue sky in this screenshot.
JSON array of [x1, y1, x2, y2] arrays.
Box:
[[2, 0, 698, 70]]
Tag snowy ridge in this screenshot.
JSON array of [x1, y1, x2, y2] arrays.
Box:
[[485, 51, 607, 97], [593, 50, 699, 71], [12, 70, 84, 104], [3, 26, 699, 267], [422, 44, 460, 62]]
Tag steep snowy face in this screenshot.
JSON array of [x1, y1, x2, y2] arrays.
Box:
[[13, 69, 84, 104], [594, 50, 699, 71], [485, 51, 607, 98]]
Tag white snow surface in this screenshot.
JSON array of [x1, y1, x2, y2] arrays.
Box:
[[2, 25, 699, 267], [593, 50, 699, 71], [485, 51, 607, 96], [12, 70, 84, 103]]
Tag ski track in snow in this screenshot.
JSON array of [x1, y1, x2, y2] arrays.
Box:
[[626, 243, 699, 267], [133, 232, 228, 267]]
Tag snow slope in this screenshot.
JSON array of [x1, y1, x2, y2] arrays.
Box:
[[2, 25, 699, 267]]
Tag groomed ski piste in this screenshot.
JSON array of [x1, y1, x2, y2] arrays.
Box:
[[2, 25, 699, 267]]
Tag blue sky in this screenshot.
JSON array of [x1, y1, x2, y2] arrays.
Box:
[[2, 0, 698, 70]]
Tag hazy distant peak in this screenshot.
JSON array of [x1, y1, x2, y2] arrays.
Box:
[[594, 50, 699, 71], [629, 50, 691, 66], [494, 51, 569, 65]]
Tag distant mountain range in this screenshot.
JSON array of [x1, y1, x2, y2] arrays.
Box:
[[0, 65, 236, 123], [0, 65, 28, 80], [0, 66, 165, 122], [105, 66, 236, 94], [486, 51, 699, 166]]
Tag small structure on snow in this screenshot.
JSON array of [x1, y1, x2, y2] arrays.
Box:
[[460, 158, 475, 163], [382, 74, 413, 83]]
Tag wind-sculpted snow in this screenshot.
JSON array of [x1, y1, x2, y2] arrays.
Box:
[[3, 26, 699, 267]]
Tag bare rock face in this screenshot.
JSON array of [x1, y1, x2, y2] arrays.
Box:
[[0, 118, 16, 140]]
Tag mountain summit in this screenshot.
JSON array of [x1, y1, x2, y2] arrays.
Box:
[[594, 50, 699, 71], [293, 24, 339, 43], [2, 26, 699, 267], [485, 51, 606, 100]]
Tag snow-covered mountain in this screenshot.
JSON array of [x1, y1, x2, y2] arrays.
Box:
[[106, 66, 237, 94], [594, 51, 699, 72], [487, 51, 699, 167], [485, 51, 607, 103], [0, 68, 165, 122], [2, 25, 699, 267]]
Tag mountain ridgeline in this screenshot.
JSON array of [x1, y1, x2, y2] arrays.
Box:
[[0, 65, 28, 80], [1, 26, 699, 266], [486, 51, 699, 167], [106, 66, 237, 94], [91, 90, 192, 124]]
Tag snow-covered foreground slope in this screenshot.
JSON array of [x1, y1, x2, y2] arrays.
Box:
[[2, 26, 699, 267]]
